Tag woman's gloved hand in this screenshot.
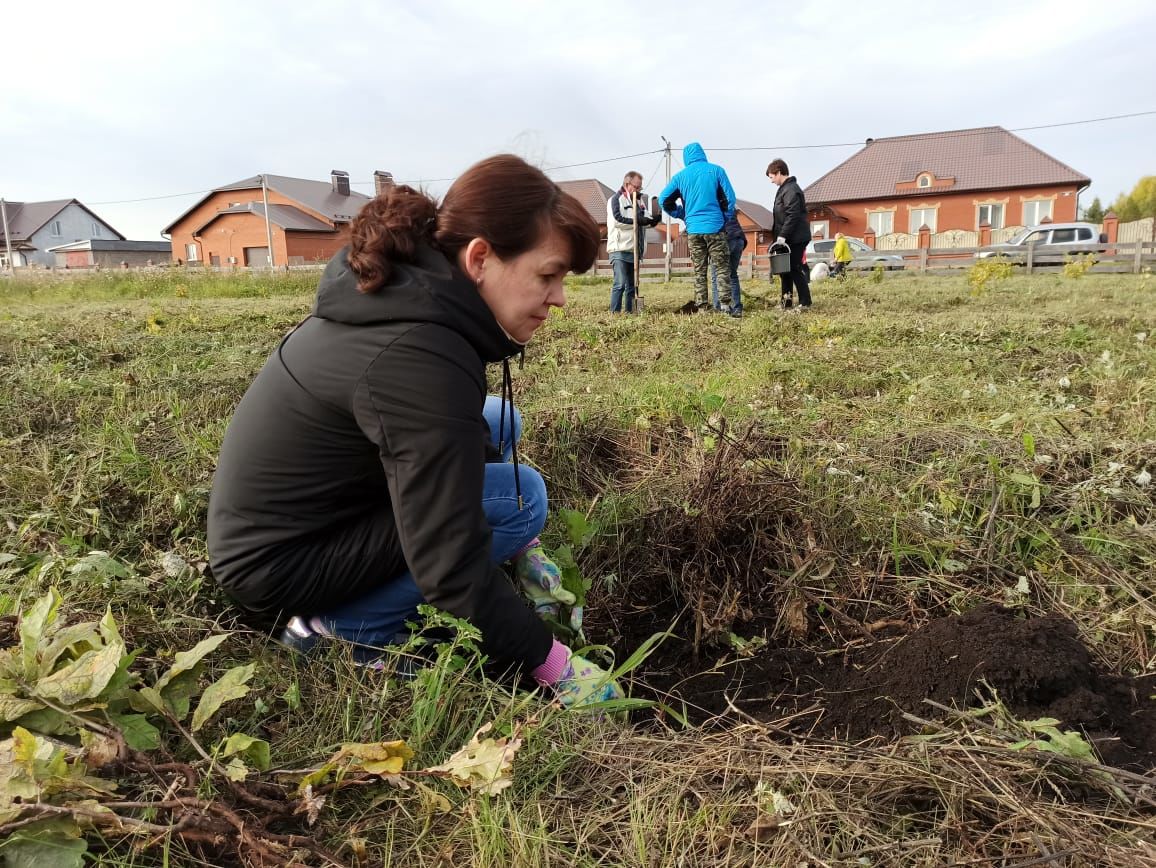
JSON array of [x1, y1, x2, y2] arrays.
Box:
[[533, 640, 623, 708], [514, 540, 583, 637], [555, 653, 624, 708]]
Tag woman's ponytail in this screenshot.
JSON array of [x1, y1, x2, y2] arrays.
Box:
[[347, 185, 438, 293]]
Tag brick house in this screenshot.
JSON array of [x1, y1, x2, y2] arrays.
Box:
[[735, 199, 775, 256], [0, 199, 123, 267], [803, 127, 1091, 243], [162, 170, 390, 266]]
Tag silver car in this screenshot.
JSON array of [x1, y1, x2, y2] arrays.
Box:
[[806, 237, 905, 269], [978, 222, 1104, 259]]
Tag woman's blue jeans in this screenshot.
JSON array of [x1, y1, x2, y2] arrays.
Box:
[[311, 396, 546, 648]]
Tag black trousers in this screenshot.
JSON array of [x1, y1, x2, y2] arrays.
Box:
[[778, 245, 812, 307]]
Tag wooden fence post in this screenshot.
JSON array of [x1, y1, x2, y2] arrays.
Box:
[[746, 252, 754, 279], [1026, 243, 1035, 274], [1134, 241, 1144, 274], [918, 248, 928, 272]]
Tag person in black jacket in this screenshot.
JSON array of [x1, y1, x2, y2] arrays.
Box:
[[766, 159, 813, 310], [207, 155, 621, 707]]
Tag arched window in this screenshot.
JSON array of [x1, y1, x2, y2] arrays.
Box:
[[917, 174, 932, 189]]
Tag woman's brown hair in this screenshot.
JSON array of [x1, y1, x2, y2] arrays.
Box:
[[348, 154, 599, 293]]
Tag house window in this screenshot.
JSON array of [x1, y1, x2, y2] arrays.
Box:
[[50, 220, 63, 236], [977, 203, 1004, 230], [811, 220, 830, 239], [867, 211, 893, 235], [909, 207, 937, 233], [92, 223, 102, 238], [185, 243, 200, 262], [1023, 199, 1053, 226], [917, 174, 932, 188]]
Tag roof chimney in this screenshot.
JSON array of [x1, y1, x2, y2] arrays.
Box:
[[373, 170, 395, 197], [331, 170, 350, 196]]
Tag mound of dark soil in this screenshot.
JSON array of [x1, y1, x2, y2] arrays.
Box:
[[629, 605, 1156, 771]]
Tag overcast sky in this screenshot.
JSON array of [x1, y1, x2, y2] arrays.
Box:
[[3, 0, 1154, 240]]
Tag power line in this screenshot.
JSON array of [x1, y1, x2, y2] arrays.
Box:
[[704, 109, 1156, 152], [74, 110, 1156, 205], [88, 189, 212, 205], [403, 148, 666, 186]]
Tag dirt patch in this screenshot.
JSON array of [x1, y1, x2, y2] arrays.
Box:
[[625, 604, 1156, 772]]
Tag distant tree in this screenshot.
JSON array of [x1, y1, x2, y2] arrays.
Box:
[[1110, 176, 1156, 222], [1083, 196, 1104, 224]]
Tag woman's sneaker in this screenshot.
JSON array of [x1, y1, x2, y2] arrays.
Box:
[[277, 615, 326, 655]]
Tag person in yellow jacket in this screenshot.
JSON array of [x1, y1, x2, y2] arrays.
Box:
[[832, 232, 853, 278]]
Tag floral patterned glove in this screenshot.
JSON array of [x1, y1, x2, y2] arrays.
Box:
[[514, 540, 583, 637], [556, 653, 624, 707], [533, 641, 623, 708]]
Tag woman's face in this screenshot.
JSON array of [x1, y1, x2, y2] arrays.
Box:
[[467, 229, 570, 344]]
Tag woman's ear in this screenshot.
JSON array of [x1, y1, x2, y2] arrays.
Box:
[[461, 238, 491, 283]]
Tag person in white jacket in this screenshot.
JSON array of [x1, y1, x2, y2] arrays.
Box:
[[606, 172, 659, 312]]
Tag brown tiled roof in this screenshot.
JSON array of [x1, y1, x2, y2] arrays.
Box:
[[804, 126, 1090, 204], [190, 202, 335, 236], [163, 173, 370, 234], [556, 179, 617, 225], [737, 199, 774, 229]]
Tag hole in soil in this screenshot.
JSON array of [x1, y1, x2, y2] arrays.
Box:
[[580, 429, 1156, 772]]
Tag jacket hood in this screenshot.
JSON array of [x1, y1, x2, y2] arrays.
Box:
[[683, 142, 707, 164], [312, 245, 521, 364]]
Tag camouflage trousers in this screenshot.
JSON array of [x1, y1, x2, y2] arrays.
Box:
[[689, 232, 733, 308]]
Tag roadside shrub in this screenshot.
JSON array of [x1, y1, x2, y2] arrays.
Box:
[[967, 258, 1014, 296], [1062, 253, 1097, 279]]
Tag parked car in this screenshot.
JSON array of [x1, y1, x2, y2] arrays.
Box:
[[978, 222, 1105, 259], [806, 237, 905, 270]]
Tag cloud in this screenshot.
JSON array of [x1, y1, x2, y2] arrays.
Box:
[[3, 0, 1153, 238]]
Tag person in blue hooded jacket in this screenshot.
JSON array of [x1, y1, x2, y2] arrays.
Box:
[[659, 143, 740, 316]]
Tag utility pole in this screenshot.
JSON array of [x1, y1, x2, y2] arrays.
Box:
[[661, 136, 672, 283], [1, 198, 14, 272], [261, 174, 276, 270]]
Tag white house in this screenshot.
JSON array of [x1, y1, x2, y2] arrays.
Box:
[[0, 199, 123, 267]]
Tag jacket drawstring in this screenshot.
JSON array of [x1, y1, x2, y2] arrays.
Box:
[[498, 354, 524, 510]]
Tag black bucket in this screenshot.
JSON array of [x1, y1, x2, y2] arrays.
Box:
[[770, 242, 791, 275]]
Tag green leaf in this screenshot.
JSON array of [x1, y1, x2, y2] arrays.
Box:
[[158, 670, 201, 721], [558, 508, 593, 547], [128, 686, 167, 716], [220, 733, 271, 772], [553, 545, 591, 607], [108, 712, 161, 751], [190, 664, 254, 732], [67, 550, 131, 581], [0, 694, 44, 723], [6, 708, 71, 736], [154, 633, 229, 693], [32, 637, 125, 706], [0, 819, 87, 868], [20, 590, 62, 680], [1022, 432, 1036, 458], [38, 622, 104, 675]]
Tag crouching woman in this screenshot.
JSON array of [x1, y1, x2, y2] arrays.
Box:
[[207, 154, 620, 707]]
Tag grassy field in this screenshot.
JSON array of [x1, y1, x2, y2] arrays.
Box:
[[1, 266, 1154, 866]]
